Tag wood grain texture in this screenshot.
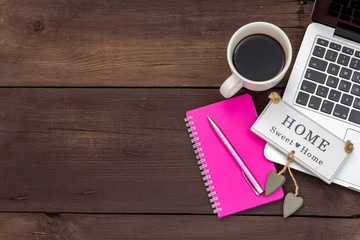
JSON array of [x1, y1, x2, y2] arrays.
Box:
[[0, 0, 313, 87], [0, 213, 359, 240], [1, 0, 359, 238], [0, 88, 359, 217]]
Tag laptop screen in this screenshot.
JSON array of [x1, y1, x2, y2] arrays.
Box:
[[312, 0, 360, 33]]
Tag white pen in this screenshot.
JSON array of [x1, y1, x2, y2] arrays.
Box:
[[207, 116, 264, 196]]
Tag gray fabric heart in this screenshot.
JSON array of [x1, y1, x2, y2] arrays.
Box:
[[283, 192, 303, 218], [265, 171, 286, 197]]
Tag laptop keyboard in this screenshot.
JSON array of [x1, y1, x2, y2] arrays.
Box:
[[328, 0, 360, 25], [295, 36, 360, 126]]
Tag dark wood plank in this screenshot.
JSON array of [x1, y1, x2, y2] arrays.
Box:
[[0, 88, 359, 217], [0, 0, 313, 87], [0, 213, 359, 240]]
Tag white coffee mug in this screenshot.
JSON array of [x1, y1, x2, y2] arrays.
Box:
[[220, 22, 292, 98]]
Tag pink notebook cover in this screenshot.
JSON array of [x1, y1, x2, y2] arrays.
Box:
[[186, 94, 283, 218]]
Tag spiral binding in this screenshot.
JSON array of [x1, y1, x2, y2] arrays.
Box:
[[184, 116, 222, 214]]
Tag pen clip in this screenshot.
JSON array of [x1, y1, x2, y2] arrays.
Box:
[[242, 171, 260, 196]]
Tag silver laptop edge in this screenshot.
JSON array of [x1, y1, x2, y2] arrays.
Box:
[[265, 21, 360, 192]]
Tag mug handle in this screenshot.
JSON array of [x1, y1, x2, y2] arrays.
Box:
[[220, 74, 243, 98]]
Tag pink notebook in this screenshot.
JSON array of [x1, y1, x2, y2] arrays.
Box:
[[185, 94, 283, 218]]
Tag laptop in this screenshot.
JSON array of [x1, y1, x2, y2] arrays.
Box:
[[264, 0, 360, 192]]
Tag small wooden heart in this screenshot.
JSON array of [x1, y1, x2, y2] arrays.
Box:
[[265, 171, 286, 197], [283, 192, 303, 218]]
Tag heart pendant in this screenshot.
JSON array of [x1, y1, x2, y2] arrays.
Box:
[[265, 171, 286, 197], [283, 192, 303, 218]]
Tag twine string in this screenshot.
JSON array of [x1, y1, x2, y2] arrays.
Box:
[[268, 92, 281, 103], [345, 140, 353, 153], [277, 150, 299, 197]]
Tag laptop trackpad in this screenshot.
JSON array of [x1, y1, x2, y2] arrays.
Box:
[[335, 129, 360, 187]]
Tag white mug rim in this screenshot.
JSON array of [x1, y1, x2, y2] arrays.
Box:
[[227, 22, 292, 86]]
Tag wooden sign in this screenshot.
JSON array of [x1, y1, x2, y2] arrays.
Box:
[[251, 100, 352, 184]]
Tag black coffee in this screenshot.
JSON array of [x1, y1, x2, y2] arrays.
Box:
[[233, 34, 285, 81]]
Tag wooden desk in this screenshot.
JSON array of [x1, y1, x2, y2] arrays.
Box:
[[0, 0, 359, 239]]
